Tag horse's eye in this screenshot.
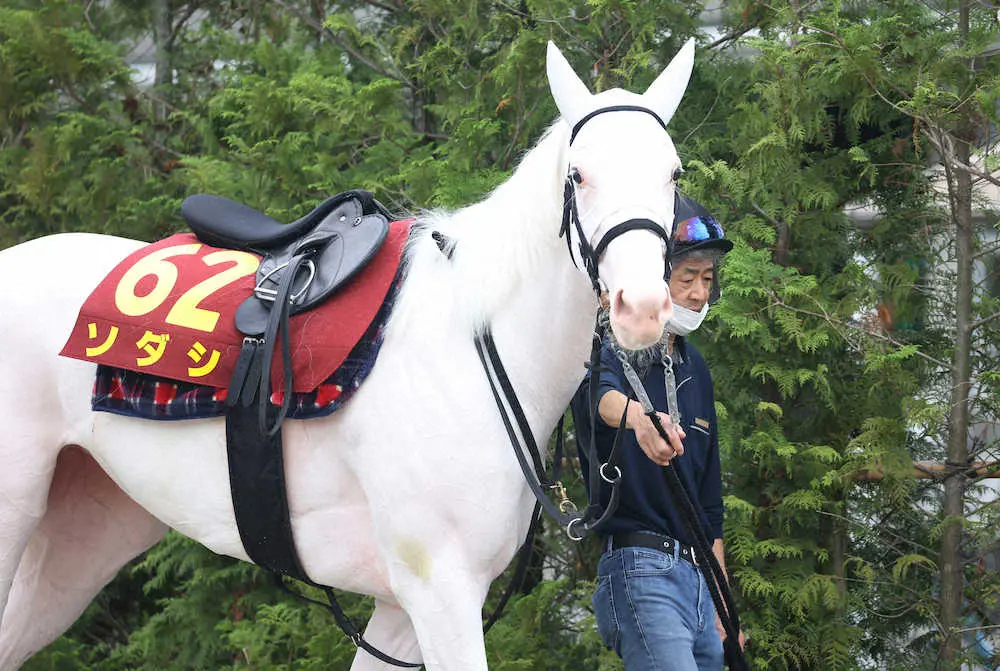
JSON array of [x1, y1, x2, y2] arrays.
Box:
[[672, 168, 683, 182], [571, 169, 584, 185]]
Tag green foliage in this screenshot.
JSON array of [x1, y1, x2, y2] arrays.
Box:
[[5, 0, 1000, 669]]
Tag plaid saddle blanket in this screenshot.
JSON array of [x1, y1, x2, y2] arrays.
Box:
[[61, 220, 412, 421], [90, 263, 403, 421]]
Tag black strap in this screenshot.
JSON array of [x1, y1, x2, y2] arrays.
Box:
[[579, 324, 626, 532], [226, 402, 312, 583], [560, 177, 672, 295], [644, 409, 749, 671], [475, 332, 577, 527], [560, 177, 601, 294], [256, 253, 305, 436], [570, 105, 667, 145], [593, 219, 671, 260], [475, 323, 625, 539], [275, 579, 424, 668]]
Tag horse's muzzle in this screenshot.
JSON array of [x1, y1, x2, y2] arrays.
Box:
[[609, 284, 672, 350]]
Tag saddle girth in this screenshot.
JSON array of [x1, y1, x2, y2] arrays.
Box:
[[180, 189, 391, 575]]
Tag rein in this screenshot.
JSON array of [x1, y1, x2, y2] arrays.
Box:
[[462, 104, 748, 669], [474, 324, 625, 540], [613, 346, 749, 671]]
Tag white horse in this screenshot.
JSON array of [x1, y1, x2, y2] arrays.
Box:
[[0, 40, 693, 670]]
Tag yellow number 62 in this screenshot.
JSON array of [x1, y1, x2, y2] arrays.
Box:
[[114, 244, 260, 333]]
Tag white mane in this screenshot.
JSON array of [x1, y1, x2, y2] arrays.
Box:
[[389, 121, 572, 335]]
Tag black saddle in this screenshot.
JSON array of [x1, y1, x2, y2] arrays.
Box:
[[181, 189, 391, 430], [183, 189, 386, 251], [182, 190, 392, 592]]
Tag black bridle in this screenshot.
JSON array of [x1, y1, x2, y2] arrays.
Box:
[[560, 105, 674, 295]]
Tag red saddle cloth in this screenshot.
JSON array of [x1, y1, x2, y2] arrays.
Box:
[[61, 220, 411, 392]]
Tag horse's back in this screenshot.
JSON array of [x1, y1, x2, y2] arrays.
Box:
[[1, 232, 138, 337], [0, 233, 143, 444], [0, 232, 141, 294]]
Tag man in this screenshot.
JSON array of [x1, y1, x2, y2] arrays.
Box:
[[571, 193, 742, 671]]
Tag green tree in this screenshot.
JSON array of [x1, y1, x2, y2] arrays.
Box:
[[4, 1, 1000, 670]]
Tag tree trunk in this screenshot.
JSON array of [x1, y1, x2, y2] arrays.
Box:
[[152, 0, 172, 121], [311, 0, 326, 48], [830, 500, 846, 600], [938, 6, 973, 665]]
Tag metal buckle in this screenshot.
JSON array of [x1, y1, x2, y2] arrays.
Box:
[[551, 481, 578, 513]]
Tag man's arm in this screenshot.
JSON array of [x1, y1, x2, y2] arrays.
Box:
[[712, 538, 746, 649], [712, 538, 727, 582], [597, 389, 685, 466]]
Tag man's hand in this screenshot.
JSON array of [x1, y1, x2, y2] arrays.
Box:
[[715, 617, 746, 650], [626, 403, 684, 466], [597, 390, 685, 465]]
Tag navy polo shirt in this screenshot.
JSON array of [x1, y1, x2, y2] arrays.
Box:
[[572, 336, 723, 546]]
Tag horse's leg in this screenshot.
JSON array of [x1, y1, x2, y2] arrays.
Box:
[[384, 544, 494, 671], [0, 445, 55, 641], [0, 446, 166, 670], [349, 599, 422, 670], [0, 393, 68, 646]]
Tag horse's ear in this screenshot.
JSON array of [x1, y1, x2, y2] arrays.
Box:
[[546, 41, 593, 129], [642, 38, 696, 125]]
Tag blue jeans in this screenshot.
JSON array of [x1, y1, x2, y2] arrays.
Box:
[[593, 542, 724, 671]]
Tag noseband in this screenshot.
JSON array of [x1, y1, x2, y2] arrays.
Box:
[[559, 105, 674, 294]]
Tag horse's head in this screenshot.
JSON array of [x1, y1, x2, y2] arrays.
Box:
[[547, 40, 695, 350]]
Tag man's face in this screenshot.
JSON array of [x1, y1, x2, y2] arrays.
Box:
[[669, 256, 715, 312]]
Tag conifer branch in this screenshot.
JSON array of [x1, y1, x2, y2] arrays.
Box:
[[768, 294, 952, 370], [970, 311, 1000, 331], [357, 0, 403, 13], [799, 23, 913, 102], [682, 82, 725, 145], [925, 129, 1000, 189], [816, 510, 936, 556], [271, 0, 414, 88], [82, 0, 97, 32], [707, 26, 756, 50], [171, 4, 200, 39]]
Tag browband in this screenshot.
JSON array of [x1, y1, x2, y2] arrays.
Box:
[[570, 105, 667, 145]]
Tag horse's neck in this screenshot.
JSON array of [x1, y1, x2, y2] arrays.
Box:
[[488, 245, 597, 441], [435, 125, 579, 327], [432, 123, 597, 437], [390, 123, 597, 442]]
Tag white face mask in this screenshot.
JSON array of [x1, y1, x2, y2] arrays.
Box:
[[665, 302, 709, 336]]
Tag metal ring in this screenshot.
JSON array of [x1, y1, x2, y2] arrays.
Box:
[[565, 517, 585, 541], [289, 260, 316, 303], [559, 499, 579, 514], [600, 462, 622, 484], [252, 259, 317, 304]]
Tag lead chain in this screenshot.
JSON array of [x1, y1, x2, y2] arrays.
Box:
[[662, 352, 681, 426]]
